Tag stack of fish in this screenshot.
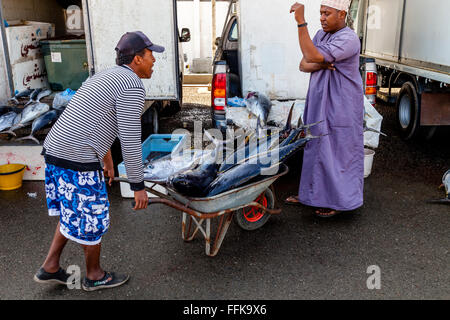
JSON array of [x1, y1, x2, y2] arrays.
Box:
[[158, 105, 324, 198], [0, 88, 72, 144]]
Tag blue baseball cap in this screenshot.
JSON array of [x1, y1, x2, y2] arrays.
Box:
[[115, 31, 165, 56]]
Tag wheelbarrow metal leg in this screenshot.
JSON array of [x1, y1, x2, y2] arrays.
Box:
[[182, 213, 206, 241], [207, 212, 234, 257]]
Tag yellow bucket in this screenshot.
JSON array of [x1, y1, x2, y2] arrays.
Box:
[[0, 164, 27, 191]]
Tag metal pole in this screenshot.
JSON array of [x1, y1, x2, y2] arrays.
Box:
[[0, 0, 14, 96], [212, 0, 216, 56], [193, 0, 200, 59]]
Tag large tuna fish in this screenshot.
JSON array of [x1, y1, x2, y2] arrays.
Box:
[[16, 109, 61, 144], [8, 88, 34, 105], [0, 106, 22, 116], [219, 104, 296, 173], [143, 149, 214, 183], [245, 91, 272, 126], [24, 89, 52, 107], [206, 129, 323, 197], [0, 111, 20, 133], [168, 133, 222, 197], [4, 103, 50, 136]]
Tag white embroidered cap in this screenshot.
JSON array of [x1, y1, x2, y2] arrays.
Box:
[[321, 0, 352, 12]]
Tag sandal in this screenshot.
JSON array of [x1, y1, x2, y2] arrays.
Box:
[[284, 195, 302, 206], [314, 208, 341, 218]]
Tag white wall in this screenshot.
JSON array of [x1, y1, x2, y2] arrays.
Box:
[[0, 31, 11, 104], [240, 0, 323, 100], [177, 0, 229, 69]]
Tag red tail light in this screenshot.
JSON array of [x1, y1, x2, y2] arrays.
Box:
[[212, 73, 226, 111], [365, 71, 377, 104]]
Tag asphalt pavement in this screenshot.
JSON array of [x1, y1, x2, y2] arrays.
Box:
[[0, 100, 449, 300]]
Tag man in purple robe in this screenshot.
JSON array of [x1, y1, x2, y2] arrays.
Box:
[[286, 0, 364, 217]]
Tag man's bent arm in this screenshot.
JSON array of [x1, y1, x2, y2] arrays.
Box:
[[297, 27, 324, 63], [300, 58, 335, 73]]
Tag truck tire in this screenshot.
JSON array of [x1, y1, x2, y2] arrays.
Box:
[[396, 81, 420, 140], [152, 107, 159, 134], [141, 105, 159, 138], [234, 188, 274, 231], [160, 74, 183, 117], [396, 81, 437, 140]]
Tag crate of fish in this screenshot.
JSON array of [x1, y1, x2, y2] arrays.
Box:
[[118, 133, 187, 198]]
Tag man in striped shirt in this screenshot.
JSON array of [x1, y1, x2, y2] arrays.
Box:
[[34, 31, 165, 291]]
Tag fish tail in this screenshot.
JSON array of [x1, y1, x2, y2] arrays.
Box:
[[3, 130, 17, 137], [301, 120, 324, 130], [16, 135, 40, 144], [9, 97, 19, 104], [365, 126, 387, 136], [306, 132, 329, 140], [297, 115, 304, 128]]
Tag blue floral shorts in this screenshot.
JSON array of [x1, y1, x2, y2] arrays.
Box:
[[45, 164, 110, 245]]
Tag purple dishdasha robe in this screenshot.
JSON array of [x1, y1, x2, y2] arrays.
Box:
[[298, 27, 364, 211]]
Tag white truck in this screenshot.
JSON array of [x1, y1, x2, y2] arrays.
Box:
[[211, 0, 325, 130], [82, 0, 190, 131], [0, 0, 190, 179], [81, 0, 191, 165], [353, 0, 450, 140]]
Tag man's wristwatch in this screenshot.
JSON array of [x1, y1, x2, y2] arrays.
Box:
[[298, 22, 308, 28]]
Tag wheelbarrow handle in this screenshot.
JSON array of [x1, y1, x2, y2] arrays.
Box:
[[427, 198, 450, 205], [131, 199, 156, 208]]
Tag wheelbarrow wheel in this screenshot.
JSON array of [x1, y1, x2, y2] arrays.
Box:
[[234, 188, 274, 231]]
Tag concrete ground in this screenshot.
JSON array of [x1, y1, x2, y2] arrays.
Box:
[[0, 91, 449, 300]]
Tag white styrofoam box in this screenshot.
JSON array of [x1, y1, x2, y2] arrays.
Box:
[[0, 145, 45, 180], [63, 7, 85, 36], [5, 21, 55, 92], [190, 57, 212, 74], [11, 59, 49, 95]]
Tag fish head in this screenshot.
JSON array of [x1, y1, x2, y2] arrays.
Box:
[[246, 91, 257, 100]]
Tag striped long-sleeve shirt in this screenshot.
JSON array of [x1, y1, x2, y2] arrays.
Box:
[[43, 65, 146, 191]]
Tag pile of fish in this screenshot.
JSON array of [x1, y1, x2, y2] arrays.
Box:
[[0, 88, 68, 144], [142, 92, 388, 198], [141, 104, 322, 198]]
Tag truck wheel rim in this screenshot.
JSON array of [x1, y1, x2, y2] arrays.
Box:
[[399, 95, 412, 129], [242, 194, 267, 222]]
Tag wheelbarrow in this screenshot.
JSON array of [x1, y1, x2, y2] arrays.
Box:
[[115, 164, 289, 256]]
